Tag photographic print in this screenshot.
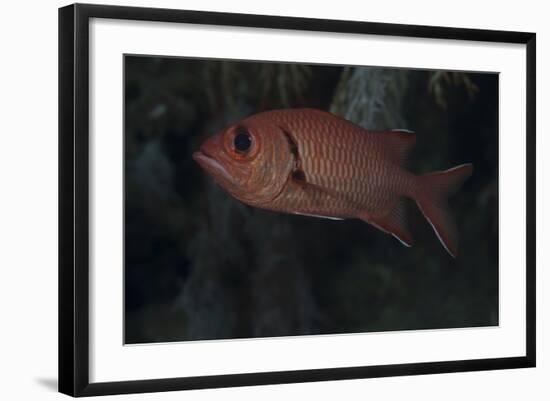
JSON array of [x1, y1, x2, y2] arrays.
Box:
[[59, 4, 535, 396], [123, 56, 498, 344]]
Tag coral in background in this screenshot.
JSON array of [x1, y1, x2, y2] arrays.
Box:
[[330, 67, 408, 130]]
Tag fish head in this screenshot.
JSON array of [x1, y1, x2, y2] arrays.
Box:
[[193, 116, 294, 205]]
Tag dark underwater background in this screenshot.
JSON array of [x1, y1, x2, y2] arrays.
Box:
[[124, 55, 498, 344]]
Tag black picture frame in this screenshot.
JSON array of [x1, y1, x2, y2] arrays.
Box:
[[59, 3, 536, 397]]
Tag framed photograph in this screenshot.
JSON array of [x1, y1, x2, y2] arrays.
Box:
[[58, 3, 536, 397]]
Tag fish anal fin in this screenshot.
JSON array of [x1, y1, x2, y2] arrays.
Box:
[[359, 199, 414, 247], [380, 129, 416, 166]]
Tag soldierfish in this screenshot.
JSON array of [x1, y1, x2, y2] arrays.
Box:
[[193, 108, 473, 257]]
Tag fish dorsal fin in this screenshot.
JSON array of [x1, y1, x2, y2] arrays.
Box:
[[359, 198, 414, 247], [381, 129, 416, 166]]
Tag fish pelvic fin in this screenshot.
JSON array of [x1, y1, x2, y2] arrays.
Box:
[[359, 198, 414, 247], [414, 163, 474, 258]]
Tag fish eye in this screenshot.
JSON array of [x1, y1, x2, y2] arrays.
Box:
[[234, 130, 252, 153]]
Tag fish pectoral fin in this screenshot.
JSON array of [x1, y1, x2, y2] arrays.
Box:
[[290, 174, 353, 219], [292, 173, 338, 196], [359, 199, 414, 247], [293, 175, 355, 209]]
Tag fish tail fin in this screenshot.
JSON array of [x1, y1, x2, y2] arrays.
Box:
[[414, 163, 474, 257]]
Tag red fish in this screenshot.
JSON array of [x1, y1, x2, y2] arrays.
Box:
[[193, 108, 473, 257]]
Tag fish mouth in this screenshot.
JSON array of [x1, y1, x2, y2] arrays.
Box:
[[192, 149, 232, 182]]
